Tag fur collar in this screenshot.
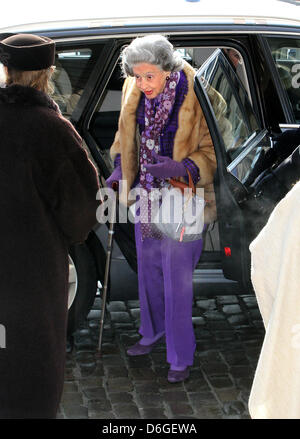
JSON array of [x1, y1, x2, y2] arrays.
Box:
[[111, 61, 203, 192], [0, 84, 60, 113]]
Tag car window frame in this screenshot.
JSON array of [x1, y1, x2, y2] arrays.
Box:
[[258, 34, 300, 124], [52, 39, 117, 125], [194, 48, 271, 188], [210, 49, 260, 136]]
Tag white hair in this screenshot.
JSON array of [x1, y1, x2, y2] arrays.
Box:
[[120, 34, 184, 77]]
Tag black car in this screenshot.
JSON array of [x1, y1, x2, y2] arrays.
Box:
[[1, 1, 299, 334]]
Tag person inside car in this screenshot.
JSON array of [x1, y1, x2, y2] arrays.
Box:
[[224, 48, 241, 70], [0, 33, 100, 418], [106, 34, 217, 383]]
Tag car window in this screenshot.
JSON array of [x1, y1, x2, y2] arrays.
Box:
[[196, 50, 259, 155], [52, 44, 104, 118], [195, 49, 269, 185], [0, 45, 103, 119], [267, 36, 300, 123]]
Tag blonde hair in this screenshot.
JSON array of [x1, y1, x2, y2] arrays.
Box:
[[5, 66, 55, 95]]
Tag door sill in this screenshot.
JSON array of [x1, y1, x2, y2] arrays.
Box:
[[193, 268, 242, 296]]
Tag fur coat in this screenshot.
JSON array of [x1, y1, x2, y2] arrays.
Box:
[[110, 61, 217, 223], [0, 84, 99, 418]]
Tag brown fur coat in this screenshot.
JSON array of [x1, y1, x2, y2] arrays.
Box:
[[110, 61, 217, 223]]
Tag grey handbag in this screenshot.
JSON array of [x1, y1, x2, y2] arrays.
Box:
[[152, 170, 205, 242]]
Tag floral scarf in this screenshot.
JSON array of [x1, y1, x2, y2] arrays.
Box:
[[138, 71, 180, 240]]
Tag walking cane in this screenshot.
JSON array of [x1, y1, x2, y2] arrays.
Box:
[[97, 181, 118, 355]]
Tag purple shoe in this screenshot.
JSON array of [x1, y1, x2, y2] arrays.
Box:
[[126, 340, 159, 356], [167, 367, 189, 383]]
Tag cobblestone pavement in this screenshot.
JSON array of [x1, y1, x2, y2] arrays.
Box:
[[58, 292, 264, 419]]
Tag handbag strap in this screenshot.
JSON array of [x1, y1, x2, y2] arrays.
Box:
[[169, 169, 195, 194]]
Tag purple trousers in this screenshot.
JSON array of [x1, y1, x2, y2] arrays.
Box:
[[135, 222, 203, 367]]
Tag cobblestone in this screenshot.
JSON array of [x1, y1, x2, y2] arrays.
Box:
[[140, 408, 168, 419], [222, 304, 242, 314], [113, 403, 141, 419], [59, 293, 264, 419]]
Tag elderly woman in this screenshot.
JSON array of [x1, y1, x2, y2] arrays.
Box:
[[0, 34, 99, 418], [107, 35, 216, 383]]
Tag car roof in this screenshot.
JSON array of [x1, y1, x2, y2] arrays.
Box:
[[1, 0, 300, 33]]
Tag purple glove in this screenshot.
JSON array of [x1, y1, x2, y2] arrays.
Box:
[[106, 165, 122, 189], [144, 152, 187, 179]]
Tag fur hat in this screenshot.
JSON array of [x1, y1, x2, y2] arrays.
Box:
[[0, 33, 55, 71]]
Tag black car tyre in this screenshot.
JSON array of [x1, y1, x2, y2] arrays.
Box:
[[67, 242, 98, 336]]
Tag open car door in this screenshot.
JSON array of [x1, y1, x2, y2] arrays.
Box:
[[194, 49, 273, 290]]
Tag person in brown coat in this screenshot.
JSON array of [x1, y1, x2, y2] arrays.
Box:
[[0, 34, 100, 418]]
